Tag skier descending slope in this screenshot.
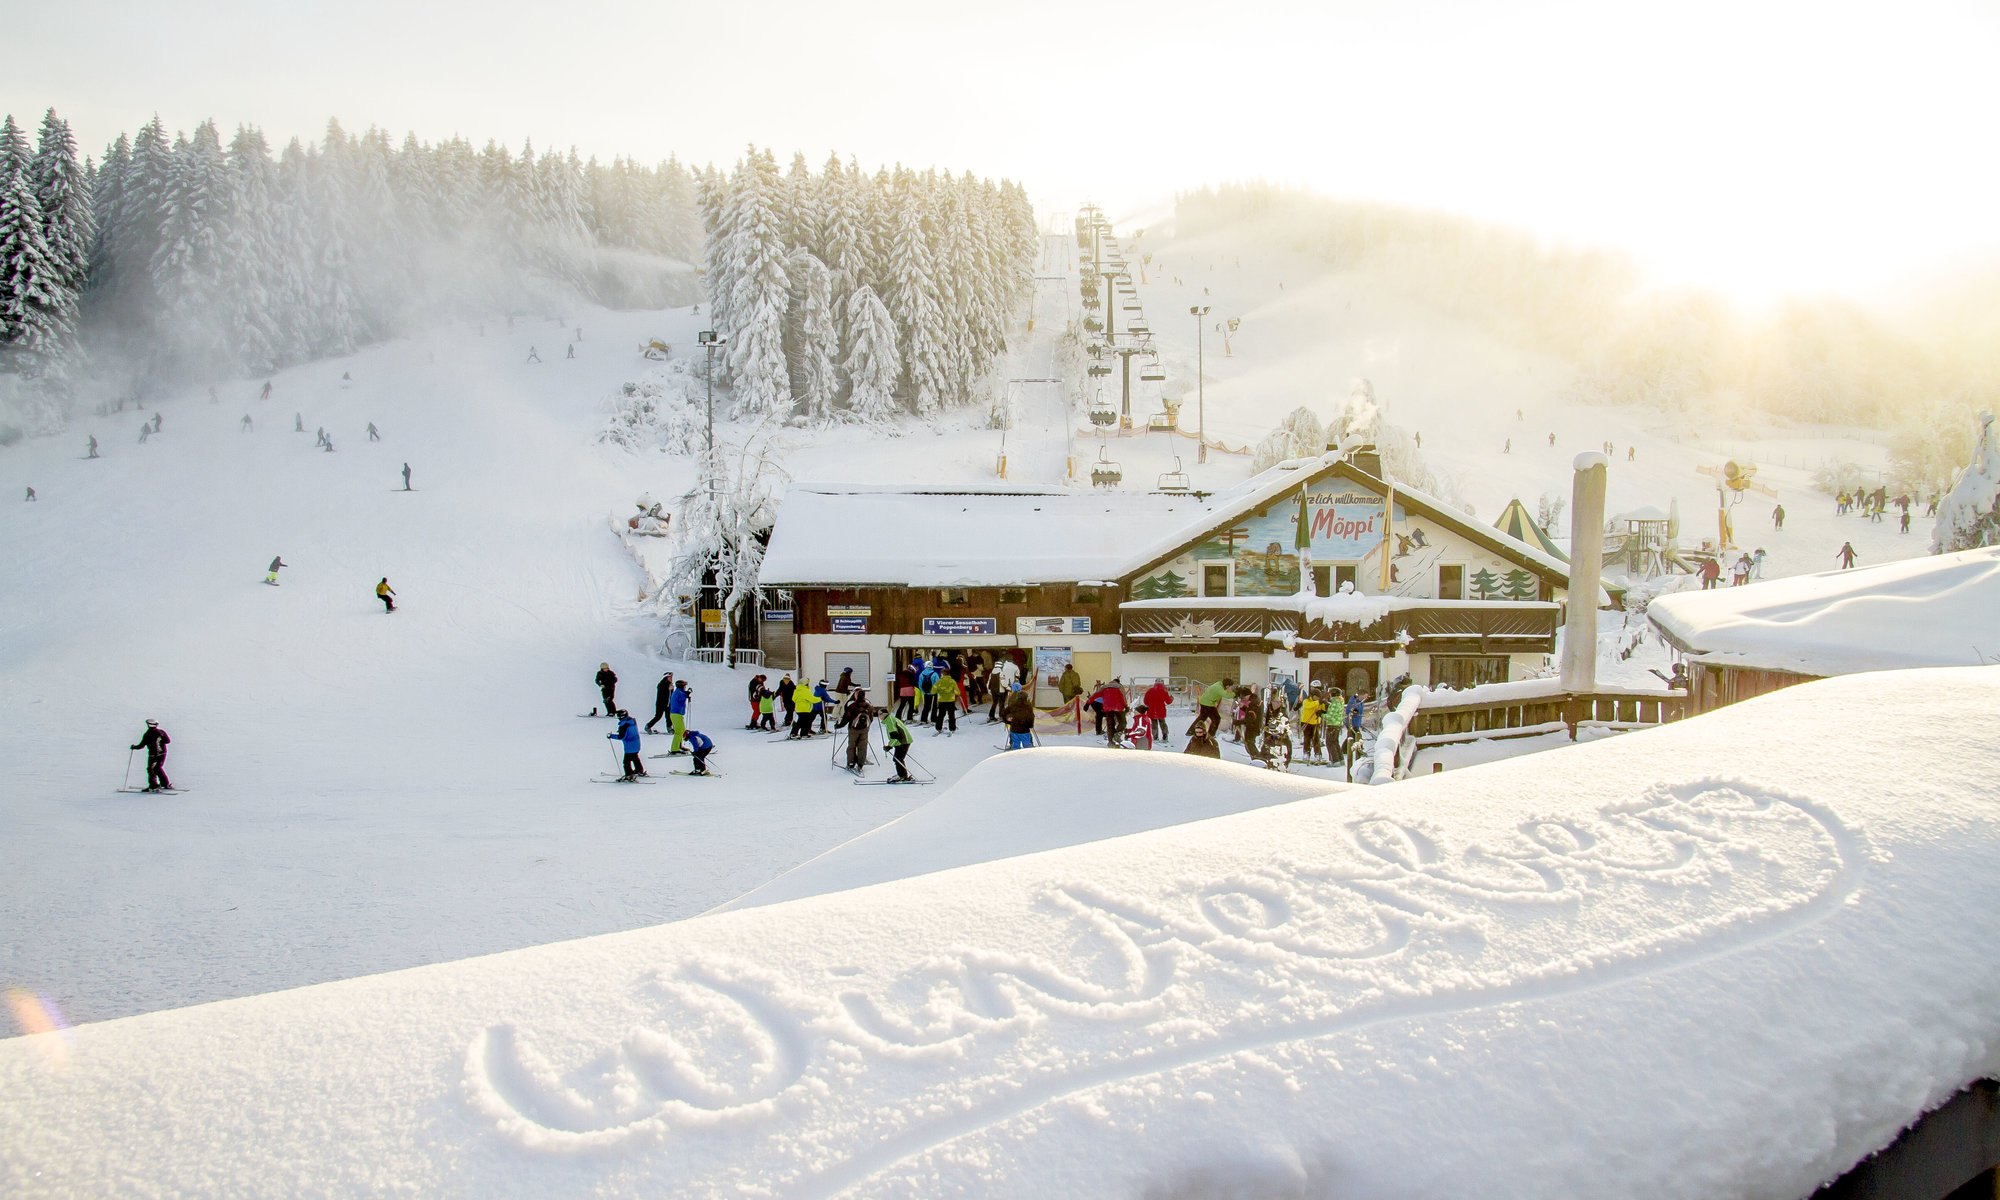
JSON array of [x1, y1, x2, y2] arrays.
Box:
[[376, 577, 396, 612], [607, 711, 646, 780], [130, 720, 173, 792]]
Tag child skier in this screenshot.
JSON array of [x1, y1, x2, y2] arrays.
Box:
[[684, 729, 715, 775], [607, 710, 645, 780], [266, 556, 286, 585]]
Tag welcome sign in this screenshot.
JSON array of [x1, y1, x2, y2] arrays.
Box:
[[1303, 489, 1387, 560]]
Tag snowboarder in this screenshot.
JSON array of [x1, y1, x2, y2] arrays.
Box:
[[526, 346, 541, 364], [24, 486, 35, 502], [152, 413, 162, 433], [401, 463, 412, 491], [295, 413, 304, 433], [1836, 542, 1858, 570], [260, 381, 272, 401], [595, 662, 618, 715], [835, 689, 874, 771], [644, 670, 675, 734], [376, 577, 396, 612], [668, 681, 692, 752], [131, 719, 173, 792], [367, 422, 380, 441], [86, 435, 98, 458], [607, 710, 646, 780], [1003, 684, 1036, 751], [322, 436, 334, 453], [1772, 504, 1785, 529], [241, 415, 253, 432], [266, 556, 286, 585], [684, 729, 714, 775]]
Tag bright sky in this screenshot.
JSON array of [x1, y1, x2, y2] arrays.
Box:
[[10, 0, 1997, 306]]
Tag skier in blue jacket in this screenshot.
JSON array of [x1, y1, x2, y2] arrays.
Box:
[[684, 729, 715, 775], [607, 710, 645, 780], [1345, 693, 1365, 737]]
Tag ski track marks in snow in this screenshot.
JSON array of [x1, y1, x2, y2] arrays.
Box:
[[468, 776, 1866, 1193]]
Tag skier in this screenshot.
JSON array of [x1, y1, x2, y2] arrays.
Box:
[[322, 436, 334, 453], [1627, 446, 1636, 462], [1503, 438, 1511, 454], [607, 710, 646, 780], [790, 677, 818, 739], [241, 415, 253, 432], [1090, 679, 1129, 747], [138, 422, 151, 444], [25, 485, 37, 501], [1516, 407, 1523, 422], [1196, 676, 1233, 733], [1698, 557, 1722, 590], [1900, 509, 1912, 533], [526, 346, 541, 364], [744, 674, 767, 728], [668, 680, 692, 752], [1837, 541, 1858, 569], [376, 577, 396, 612], [295, 413, 304, 433], [1345, 691, 1366, 745], [315, 427, 327, 447], [916, 660, 938, 724], [131, 719, 173, 792], [367, 422, 380, 441], [1141, 678, 1174, 747], [835, 688, 874, 771], [1300, 686, 1327, 762], [1730, 555, 1752, 586], [260, 381, 272, 401], [892, 664, 915, 720], [595, 662, 618, 715], [1003, 684, 1036, 751], [778, 673, 798, 726], [402, 463, 412, 491], [644, 670, 675, 734], [152, 413, 162, 433], [684, 728, 715, 775], [341, 372, 350, 382], [814, 678, 835, 733], [565, 344, 575, 360], [86, 435, 98, 458], [1547, 432, 1555, 447], [882, 706, 916, 780], [266, 556, 286, 585], [931, 671, 960, 734], [757, 686, 777, 730], [1772, 504, 1785, 529]]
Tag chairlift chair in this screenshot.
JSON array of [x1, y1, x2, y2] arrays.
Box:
[[1088, 393, 1118, 427], [1139, 358, 1166, 384], [1157, 456, 1190, 492], [1091, 448, 1123, 488]]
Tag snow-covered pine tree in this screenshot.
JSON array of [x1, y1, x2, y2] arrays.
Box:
[[817, 153, 867, 342], [841, 284, 901, 425], [887, 193, 950, 416], [0, 168, 67, 377], [224, 125, 286, 371], [25, 110, 92, 383], [722, 148, 792, 420], [787, 250, 838, 425], [151, 120, 235, 376], [1932, 409, 2000, 554], [0, 115, 29, 185]]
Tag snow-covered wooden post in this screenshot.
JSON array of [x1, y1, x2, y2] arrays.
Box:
[[1561, 453, 1608, 704]]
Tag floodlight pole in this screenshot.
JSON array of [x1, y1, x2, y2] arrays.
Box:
[[1191, 305, 1210, 464]]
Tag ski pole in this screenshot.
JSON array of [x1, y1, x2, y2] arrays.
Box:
[[122, 747, 135, 791]]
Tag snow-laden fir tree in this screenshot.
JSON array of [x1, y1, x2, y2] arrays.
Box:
[[30, 111, 93, 301], [662, 435, 787, 663], [887, 195, 951, 416], [152, 120, 235, 376], [786, 250, 839, 425], [722, 149, 792, 420], [1932, 410, 2000, 554], [0, 166, 66, 376], [842, 284, 901, 425]]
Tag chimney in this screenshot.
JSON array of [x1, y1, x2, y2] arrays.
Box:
[[1348, 443, 1383, 478], [1561, 453, 1608, 694]]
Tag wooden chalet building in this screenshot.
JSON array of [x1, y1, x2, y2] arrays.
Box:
[[758, 449, 1610, 702]]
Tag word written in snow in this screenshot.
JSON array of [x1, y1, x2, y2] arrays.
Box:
[[467, 779, 1863, 1195]]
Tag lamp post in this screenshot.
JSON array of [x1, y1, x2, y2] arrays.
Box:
[[697, 329, 725, 458], [1190, 305, 1210, 464]]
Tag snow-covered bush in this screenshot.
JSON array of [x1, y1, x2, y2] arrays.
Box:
[[1251, 406, 1326, 471], [1932, 410, 2000, 554], [601, 359, 706, 455]]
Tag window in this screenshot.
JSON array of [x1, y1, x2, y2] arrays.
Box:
[[1335, 564, 1357, 593], [1311, 565, 1331, 597], [1438, 564, 1464, 600], [939, 588, 970, 607], [1430, 655, 1509, 690], [1072, 585, 1103, 606], [1169, 655, 1243, 690], [998, 587, 1029, 605], [1202, 562, 1231, 597]]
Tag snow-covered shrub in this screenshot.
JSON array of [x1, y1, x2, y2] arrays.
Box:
[[1251, 406, 1326, 471], [1932, 410, 2000, 554], [601, 359, 706, 455]]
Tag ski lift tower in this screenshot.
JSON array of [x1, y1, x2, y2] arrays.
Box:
[[1108, 344, 1151, 431]]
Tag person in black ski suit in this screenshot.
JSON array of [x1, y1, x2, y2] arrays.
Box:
[[131, 719, 173, 791], [834, 688, 874, 771], [595, 662, 618, 715], [644, 670, 675, 734]]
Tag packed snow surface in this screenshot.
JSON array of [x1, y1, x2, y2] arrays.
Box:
[[722, 747, 1341, 911], [5, 666, 1999, 1198], [1649, 546, 2000, 675]]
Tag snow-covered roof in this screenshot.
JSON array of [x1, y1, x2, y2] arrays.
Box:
[[7, 666, 2000, 1196], [1648, 546, 2000, 676], [758, 484, 1218, 586]]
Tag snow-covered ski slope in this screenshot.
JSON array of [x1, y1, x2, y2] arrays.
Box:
[[4, 666, 1997, 1199], [0, 213, 1940, 1040]]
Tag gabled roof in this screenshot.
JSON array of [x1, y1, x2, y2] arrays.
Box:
[[1117, 454, 1616, 598], [758, 484, 1219, 587], [1648, 546, 2000, 676], [1494, 497, 1568, 562]]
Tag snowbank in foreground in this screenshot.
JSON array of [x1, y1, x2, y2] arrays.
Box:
[[721, 747, 1340, 912], [5, 666, 1999, 1198]]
